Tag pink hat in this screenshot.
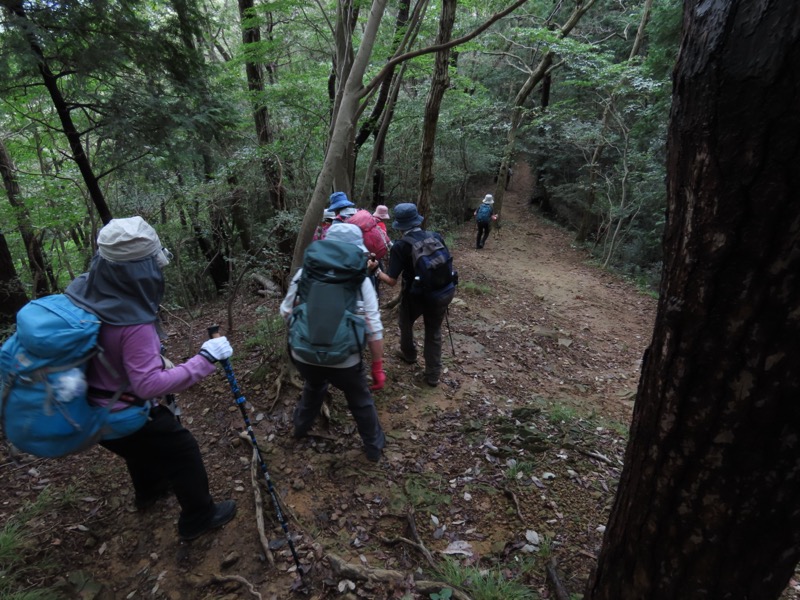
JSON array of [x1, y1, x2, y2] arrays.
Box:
[[373, 205, 390, 220]]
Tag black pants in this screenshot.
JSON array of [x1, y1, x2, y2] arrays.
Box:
[[100, 405, 215, 531], [476, 223, 490, 248], [399, 291, 454, 381], [293, 360, 385, 454]]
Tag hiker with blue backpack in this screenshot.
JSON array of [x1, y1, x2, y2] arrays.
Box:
[[281, 222, 387, 463], [60, 217, 237, 541], [474, 194, 498, 249], [371, 203, 457, 387]]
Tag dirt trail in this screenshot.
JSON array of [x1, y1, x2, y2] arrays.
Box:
[[1, 166, 663, 599], [449, 161, 655, 424]]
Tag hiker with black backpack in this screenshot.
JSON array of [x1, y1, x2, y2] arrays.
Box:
[[474, 194, 498, 249], [63, 217, 238, 541], [371, 203, 456, 387], [281, 222, 387, 463]]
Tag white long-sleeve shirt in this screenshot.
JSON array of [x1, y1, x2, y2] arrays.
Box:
[[280, 268, 383, 367]]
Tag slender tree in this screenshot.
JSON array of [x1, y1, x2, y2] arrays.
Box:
[[0, 137, 55, 296], [586, 1, 800, 597], [417, 0, 457, 219], [1, 0, 113, 224], [492, 0, 597, 220], [291, 0, 531, 273]]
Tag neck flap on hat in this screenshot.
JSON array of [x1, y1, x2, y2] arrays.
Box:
[[65, 255, 164, 326]]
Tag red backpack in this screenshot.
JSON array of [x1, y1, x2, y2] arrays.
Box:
[[346, 209, 392, 260]]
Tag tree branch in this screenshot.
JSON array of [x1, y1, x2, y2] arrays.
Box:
[[360, 0, 530, 99]]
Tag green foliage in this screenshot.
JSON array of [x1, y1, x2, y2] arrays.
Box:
[[0, 489, 67, 599], [434, 557, 537, 600], [459, 281, 491, 295], [0, 0, 678, 302]]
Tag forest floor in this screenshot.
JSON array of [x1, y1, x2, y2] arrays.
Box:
[[3, 164, 798, 600]]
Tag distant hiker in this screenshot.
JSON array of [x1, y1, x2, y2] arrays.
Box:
[[64, 217, 237, 541], [373, 205, 390, 234], [328, 191, 356, 221], [474, 194, 498, 249], [281, 222, 386, 463], [313, 208, 336, 241], [371, 203, 456, 387]]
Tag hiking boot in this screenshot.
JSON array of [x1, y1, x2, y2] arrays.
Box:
[[395, 350, 417, 364], [425, 377, 440, 387], [365, 447, 382, 463], [178, 500, 237, 541]]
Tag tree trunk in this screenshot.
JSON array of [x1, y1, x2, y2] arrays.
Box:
[[291, 0, 389, 274], [0, 231, 28, 323], [3, 0, 113, 224], [586, 2, 800, 598], [417, 0, 457, 221], [353, 0, 411, 199], [0, 137, 55, 296], [238, 0, 286, 212], [492, 0, 596, 220], [577, 0, 653, 243], [291, 0, 532, 273]]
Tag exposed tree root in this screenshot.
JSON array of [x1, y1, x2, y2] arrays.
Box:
[[501, 485, 525, 522], [404, 507, 436, 566], [211, 574, 263, 599], [545, 558, 570, 600], [326, 554, 473, 600], [250, 448, 275, 566]]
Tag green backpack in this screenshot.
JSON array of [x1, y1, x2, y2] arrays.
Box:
[[288, 240, 367, 366]]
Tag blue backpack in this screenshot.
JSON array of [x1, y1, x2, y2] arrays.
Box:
[[0, 295, 147, 458], [476, 203, 493, 224]]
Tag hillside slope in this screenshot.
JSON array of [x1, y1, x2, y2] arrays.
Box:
[[3, 165, 667, 599]]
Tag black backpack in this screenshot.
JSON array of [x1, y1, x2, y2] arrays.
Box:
[[405, 232, 457, 299], [288, 240, 367, 365]]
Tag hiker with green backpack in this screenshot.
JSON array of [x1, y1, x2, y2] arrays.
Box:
[[62, 217, 237, 541], [371, 203, 457, 387], [281, 222, 387, 463]]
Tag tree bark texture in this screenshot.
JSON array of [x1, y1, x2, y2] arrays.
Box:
[[0, 231, 28, 323], [417, 0, 456, 221], [586, 2, 800, 599]]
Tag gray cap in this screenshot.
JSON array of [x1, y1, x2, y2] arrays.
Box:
[[325, 222, 368, 253], [97, 217, 169, 266]]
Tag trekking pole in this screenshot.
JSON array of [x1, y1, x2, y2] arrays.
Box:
[[207, 326, 304, 577], [444, 307, 456, 356]]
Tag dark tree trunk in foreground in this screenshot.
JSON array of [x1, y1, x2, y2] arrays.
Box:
[[0, 232, 28, 323], [587, 2, 800, 599]]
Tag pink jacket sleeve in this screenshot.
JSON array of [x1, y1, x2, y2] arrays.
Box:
[[88, 323, 215, 399]]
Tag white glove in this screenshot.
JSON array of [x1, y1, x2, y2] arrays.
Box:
[[199, 337, 233, 363]]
